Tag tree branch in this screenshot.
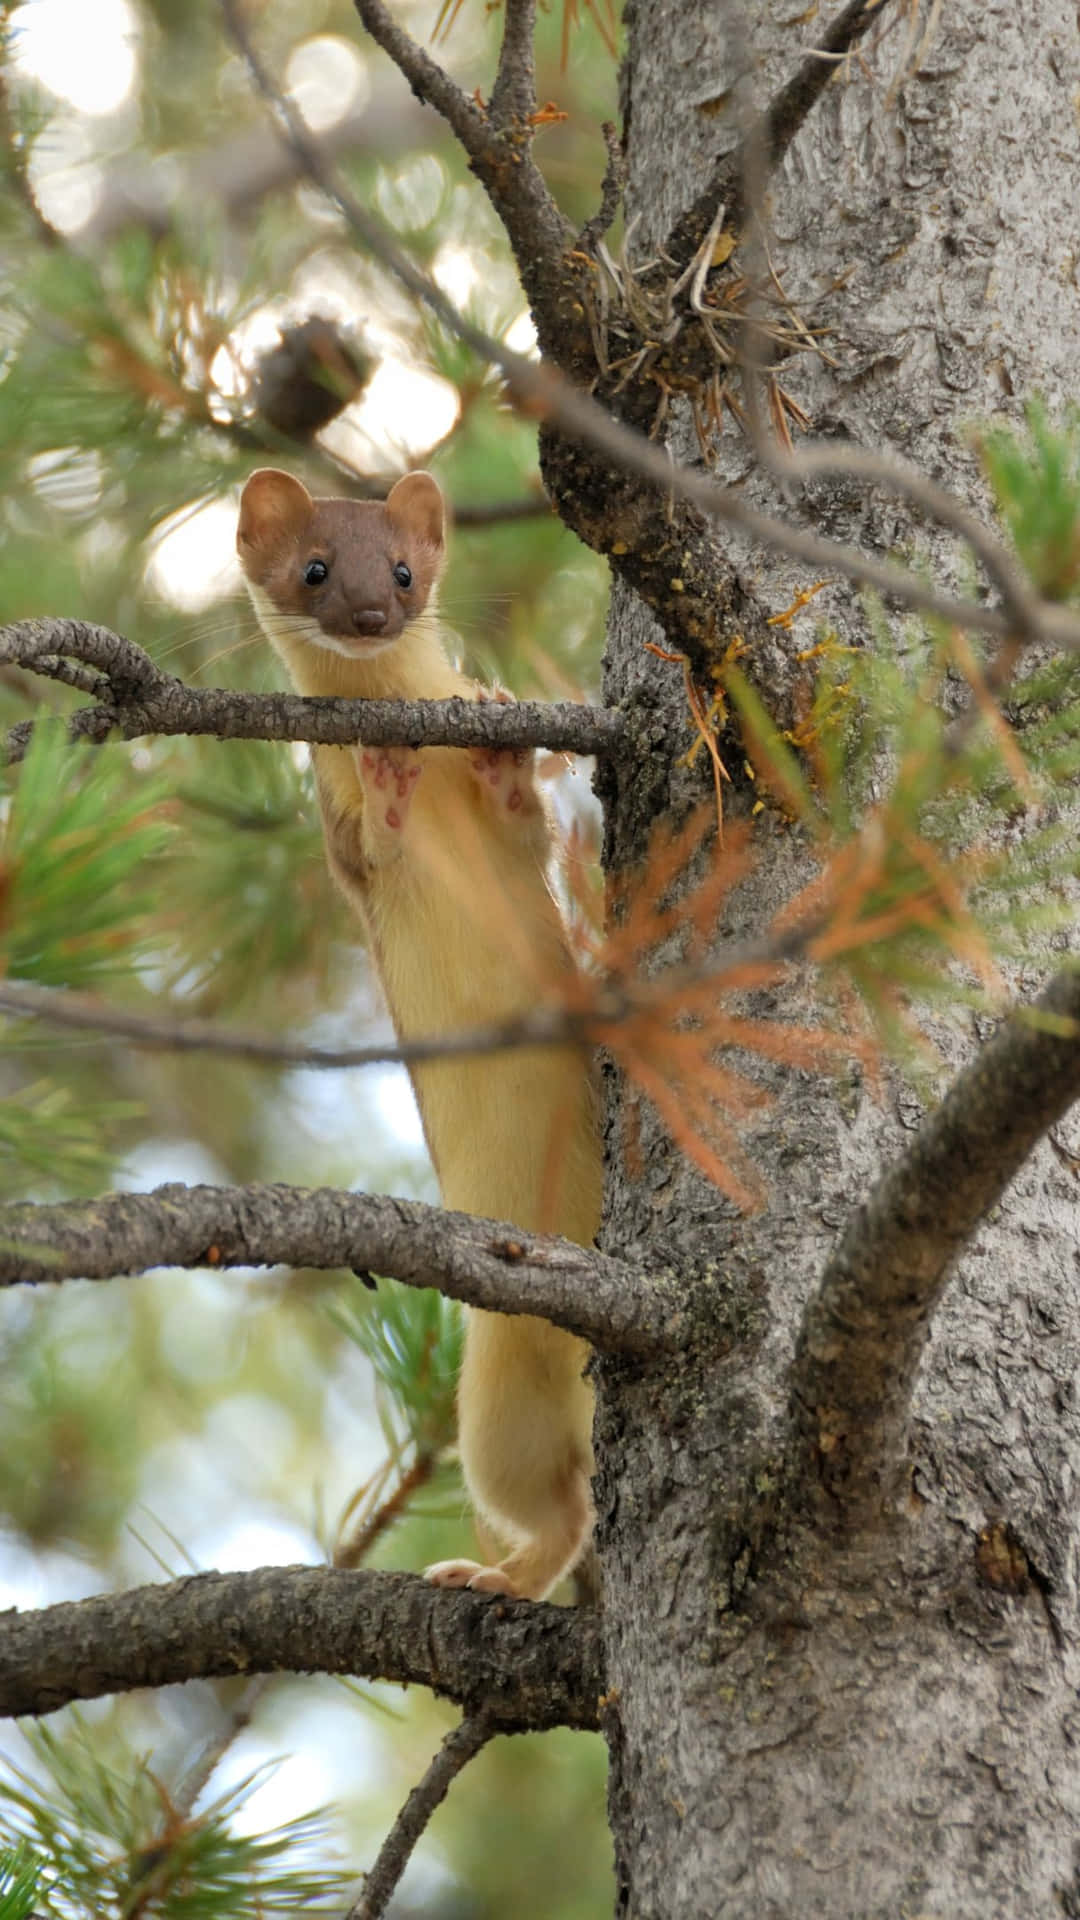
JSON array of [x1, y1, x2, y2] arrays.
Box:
[[0, 1566, 602, 1730], [346, 0, 491, 164], [789, 964, 1080, 1524], [0, 1181, 678, 1354], [490, 0, 538, 129], [0, 978, 595, 1072], [722, 1, 1041, 654], [347, 1710, 498, 1920], [575, 120, 624, 258], [450, 493, 552, 527], [79, 98, 439, 248], [0, 620, 623, 765], [343, 0, 577, 363]]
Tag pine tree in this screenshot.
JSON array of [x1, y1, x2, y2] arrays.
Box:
[[2, 2, 1080, 1915]]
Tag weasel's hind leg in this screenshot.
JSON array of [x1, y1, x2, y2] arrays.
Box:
[[426, 1466, 592, 1602]]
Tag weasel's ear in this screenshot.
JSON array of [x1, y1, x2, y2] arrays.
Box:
[[237, 469, 313, 552], [386, 471, 445, 551]]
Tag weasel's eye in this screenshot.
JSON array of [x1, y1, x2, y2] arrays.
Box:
[[303, 559, 329, 587], [392, 561, 413, 590]]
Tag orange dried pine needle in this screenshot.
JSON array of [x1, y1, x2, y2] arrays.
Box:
[[644, 640, 730, 836]]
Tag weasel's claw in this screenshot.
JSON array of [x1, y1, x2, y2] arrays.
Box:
[[424, 1558, 485, 1588], [464, 1567, 520, 1596], [424, 1558, 522, 1598]]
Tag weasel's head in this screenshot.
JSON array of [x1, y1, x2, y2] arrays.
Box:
[[236, 468, 445, 659]]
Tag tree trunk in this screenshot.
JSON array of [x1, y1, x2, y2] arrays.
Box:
[[597, 2, 1080, 1912]]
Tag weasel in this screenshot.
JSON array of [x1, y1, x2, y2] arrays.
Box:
[[237, 467, 602, 1601]]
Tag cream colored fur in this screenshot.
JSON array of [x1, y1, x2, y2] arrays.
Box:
[[253, 591, 602, 1599]]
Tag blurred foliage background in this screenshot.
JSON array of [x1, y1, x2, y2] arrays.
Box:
[[0, 0, 615, 1911]]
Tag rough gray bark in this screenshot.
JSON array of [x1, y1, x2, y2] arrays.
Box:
[[0, 1181, 664, 1352], [0, 1566, 600, 1731], [0, 618, 620, 764], [593, 2, 1080, 1914]]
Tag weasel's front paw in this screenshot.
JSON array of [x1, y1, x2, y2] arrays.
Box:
[[356, 747, 422, 834]]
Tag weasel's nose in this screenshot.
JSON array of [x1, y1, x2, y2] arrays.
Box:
[[352, 607, 388, 635]]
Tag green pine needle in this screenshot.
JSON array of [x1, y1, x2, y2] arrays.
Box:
[[1, 721, 172, 989], [0, 1843, 42, 1920], [2, 1717, 350, 1919], [329, 1274, 462, 1462], [979, 400, 1080, 601]]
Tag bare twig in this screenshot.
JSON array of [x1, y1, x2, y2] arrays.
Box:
[[762, 438, 1037, 644], [344, 0, 573, 348], [575, 120, 625, 258], [347, 0, 490, 163], [0, 977, 591, 1072], [174, 1676, 269, 1821], [763, 0, 894, 169], [220, 413, 552, 527], [451, 493, 552, 527], [790, 963, 1080, 1525], [11, 49, 550, 537], [335, 1452, 438, 1570], [727, 0, 1038, 648], [0, 1181, 677, 1354], [347, 1712, 498, 1920], [218, 2, 1080, 654], [0, 1565, 603, 1729], [729, 2, 1041, 759], [80, 99, 439, 248], [0, 618, 622, 765], [490, 0, 538, 129]]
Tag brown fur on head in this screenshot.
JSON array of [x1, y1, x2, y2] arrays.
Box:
[[236, 469, 445, 656]]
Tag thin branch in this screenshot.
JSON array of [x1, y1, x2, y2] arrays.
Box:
[[223, 408, 552, 529], [346, 0, 491, 164], [217, 2, 1080, 656], [764, 0, 893, 169], [0, 1181, 677, 1354], [80, 98, 439, 248], [575, 120, 625, 258], [0, 1565, 603, 1730], [9, 60, 549, 537], [335, 1452, 438, 1570], [174, 1676, 269, 1821], [0, 979, 590, 1072], [789, 964, 1080, 1524], [343, 0, 574, 353], [0, 619, 622, 765], [762, 439, 1036, 646], [451, 493, 552, 527], [0, 620, 158, 697], [724, 5, 1039, 651], [490, 0, 538, 129], [347, 1711, 497, 1920]]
